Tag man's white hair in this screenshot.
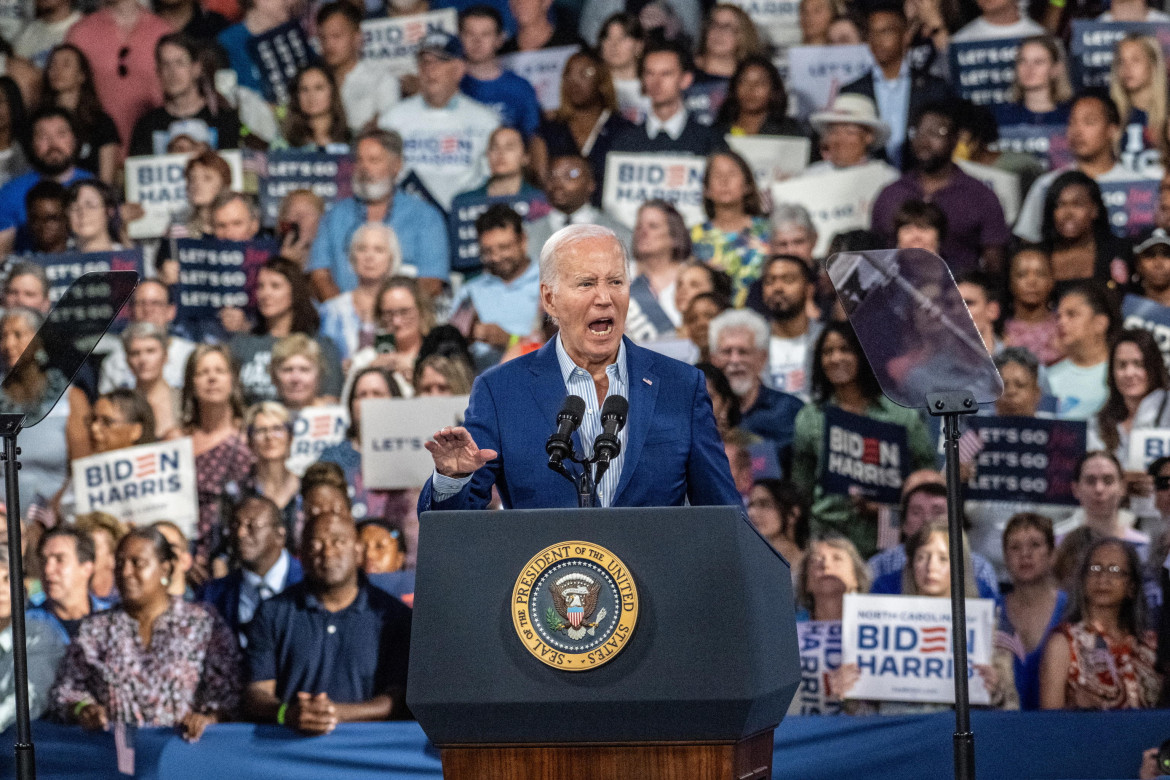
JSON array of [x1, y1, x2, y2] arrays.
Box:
[[708, 308, 770, 355], [539, 224, 629, 290]]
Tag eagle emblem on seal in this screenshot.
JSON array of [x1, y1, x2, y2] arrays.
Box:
[[546, 573, 607, 640]]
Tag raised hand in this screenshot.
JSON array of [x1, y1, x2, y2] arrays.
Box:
[[425, 426, 497, 478]]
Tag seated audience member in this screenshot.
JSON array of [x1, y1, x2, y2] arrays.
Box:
[[65, 179, 125, 253], [830, 520, 1020, 711], [1110, 35, 1165, 177], [0, 108, 92, 255], [75, 513, 125, 602], [316, 2, 400, 134], [893, 199, 946, 255], [458, 5, 540, 138], [503, 0, 584, 53], [275, 64, 351, 152], [868, 481, 999, 598], [994, 36, 1073, 127], [871, 103, 1010, 275], [152, 521, 195, 600], [320, 223, 402, 364], [1038, 171, 1132, 287], [1089, 329, 1167, 465], [839, 6, 952, 167], [23, 180, 70, 255], [347, 276, 436, 396], [275, 189, 325, 270], [378, 32, 499, 212], [231, 257, 344, 405], [1040, 537, 1161, 709], [951, 0, 1043, 41], [683, 291, 730, 365], [525, 153, 632, 262], [215, 0, 293, 96], [358, 519, 406, 575], [610, 41, 720, 156], [452, 204, 540, 368], [696, 362, 740, 439], [1134, 227, 1170, 307], [243, 486, 413, 733], [747, 479, 809, 572], [130, 34, 241, 157], [713, 55, 804, 138], [691, 150, 770, 306], [1049, 282, 1115, 421], [27, 526, 109, 644], [998, 513, 1067, 711], [65, 0, 170, 155], [709, 309, 804, 459], [308, 129, 449, 300], [806, 94, 897, 178], [270, 335, 338, 413], [693, 4, 761, 83], [38, 46, 119, 184], [199, 494, 303, 644], [414, 354, 474, 397], [1003, 247, 1062, 366], [2, 262, 51, 314], [182, 344, 255, 584], [118, 323, 183, 439], [760, 254, 821, 400], [242, 402, 301, 543], [796, 534, 870, 622], [99, 281, 197, 394], [957, 272, 1004, 356], [791, 322, 935, 559], [52, 527, 242, 741], [625, 200, 690, 343], [14, 0, 81, 67], [532, 50, 633, 199], [0, 545, 65, 731], [1015, 91, 1131, 244]]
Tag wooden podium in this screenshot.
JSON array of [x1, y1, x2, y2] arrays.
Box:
[[407, 507, 799, 780]]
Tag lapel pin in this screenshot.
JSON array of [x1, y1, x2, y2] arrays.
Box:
[[643, 378, 652, 386]]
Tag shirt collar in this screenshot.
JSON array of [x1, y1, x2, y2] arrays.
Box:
[[646, 106, 688, 140], [872, 59, 910, 84], [301, 575, 371, 613], [550, 204, 599, 230], [555, 334, 628, 387], [242, 549, 290, 594]]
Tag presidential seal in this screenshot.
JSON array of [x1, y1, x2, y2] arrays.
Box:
[[511, 541, 639, 671]]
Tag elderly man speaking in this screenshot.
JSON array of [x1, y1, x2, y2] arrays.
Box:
[[418, 225, 740, 511]]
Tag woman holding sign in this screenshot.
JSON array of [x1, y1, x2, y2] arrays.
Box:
[[1040, 537, 1161, 709], [1089, 329, 1168, 471]]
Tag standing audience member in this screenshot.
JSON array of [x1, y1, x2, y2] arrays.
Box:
[[458, 5, 541, 138], [99, 280, 197, 394], [1089, 329, 1167, 465], [1049, 282, 1115, 421], [319, 223, 402, 364], [625, 200, 690, 342], [1038, 171, 1131, 287], [269, 335, 337, 412], [452, 126, 545, 212], [2, 263, 51, 314], [152, 521, 195, 600], [347, 277, 436, 396], [118, 327, 180, 445], [316, 1, 400, 134], [994, 36, 1073, 126], [14, 0, 81, 67], [760, 254, 821, 399], [216, 0, 294, 96], [0, 78, 27, 188], [502, 0, 583, 53], [691, 150, 770, 306], [1109, 35, 1165, 176], [951, 0, 1043, 41], [806, 94, 896, 176], [1003, 247, 1062, 366], [75, 513, 125, 602], [525, 154, 632, 259], [694, 5, 762, 82], [23, 181, 70, 254], [748, 479, 810, 573], [38, 46, 118, 183], [796, 534, 870, 623], [65, 180, 124, 252], [275, 65, 350, 151], [713, 55, 805, 138]]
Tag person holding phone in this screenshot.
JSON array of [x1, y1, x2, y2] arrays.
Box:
[[319, 222, 403, 366], [344, 276, 435, 397]]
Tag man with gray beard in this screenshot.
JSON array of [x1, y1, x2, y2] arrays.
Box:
[[306, 128, 450, 301]]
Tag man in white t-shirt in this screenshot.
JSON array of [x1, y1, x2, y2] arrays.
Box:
[[14, 0, 80, 67], [760, 254, 821, 400], [379, 31, 500, 211], [317, 1, 401, 134], [951, 0, 1043, 42]]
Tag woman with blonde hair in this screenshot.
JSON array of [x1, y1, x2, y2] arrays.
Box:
[[413, 354, 474, 396], [269, 334, 336, 413], [995, 36, 1074, 126], [122, 322, 183, 440], [1109, 34, 1166, 175], [319, 223, 402, 364], [242, 401, 301, 547], [796, 533, 870, 622]]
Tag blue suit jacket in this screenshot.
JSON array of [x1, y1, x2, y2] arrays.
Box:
[[417, 337, 742, 512], [197, 555, 304, 638]]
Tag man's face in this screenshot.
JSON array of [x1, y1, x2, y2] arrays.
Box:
[[130, 281, 175, 327], [355, 138, 401, 186], [302, 511, 361, 589], [460, 15, 502, 65], [478, 226, 528, 282], [641, 50, 691, 110], [761, 259, 809, 322], [40, 535, 92, 606], [1067, 99, 1116, 162], [233, 499, 284, 570], [957, 282, 999, 336], [712, 328, 765, 398], [27, 198, 69, 252], [317, 14, 362, 68], [866, 11, 906, 67], [902, 491, 947, 537], [546, 158, 593, 214], [212, 199, 259, 241], [417, 51, 464, 107], [540, 236, 629, 368], [31, 116, 76, 174], [3, 274, 48, 313], [910, 112, 957, 172], [157, 43, 198, 100], [769, 225, 816, 261]]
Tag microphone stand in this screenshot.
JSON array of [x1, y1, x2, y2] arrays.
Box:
[[548, 450, 599, 508], [1, 413, 35, 780]]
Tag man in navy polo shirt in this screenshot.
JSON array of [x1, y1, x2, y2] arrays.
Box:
[[243, 499, 412, 733]]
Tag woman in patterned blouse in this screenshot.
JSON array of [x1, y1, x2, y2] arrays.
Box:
[[52, 527, 242, 741]]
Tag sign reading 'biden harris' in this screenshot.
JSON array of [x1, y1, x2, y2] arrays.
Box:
[[512, 541, 639, 671], [603, 153, 706, 230], [72, 438, 199, 537], [820, 406, 909, 505]]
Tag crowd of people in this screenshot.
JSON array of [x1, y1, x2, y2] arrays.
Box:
[[0, 0, 1166, 752]]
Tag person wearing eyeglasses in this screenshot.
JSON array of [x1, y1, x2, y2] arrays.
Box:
[[65, 179, 127, 253], [524, 153, 631, 264], [240, 402, 301, 545], [1039, 536, 1161, 709]]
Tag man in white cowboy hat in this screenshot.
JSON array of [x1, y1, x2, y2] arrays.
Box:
[[804, 93, 899, 181]]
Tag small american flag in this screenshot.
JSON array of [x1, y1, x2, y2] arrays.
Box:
[[957, 428, 984, 465], [114, 722, 136, 776], [876, 506, 899, 551]]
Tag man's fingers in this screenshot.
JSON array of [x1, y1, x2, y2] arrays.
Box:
[[477, 449, 498, 463]]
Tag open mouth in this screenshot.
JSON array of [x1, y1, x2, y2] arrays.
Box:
[[589, 318, 614, 336]]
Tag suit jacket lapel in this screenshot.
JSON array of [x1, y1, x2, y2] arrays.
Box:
[[614, 339, 658, 503], [528, 339, 580, 451]]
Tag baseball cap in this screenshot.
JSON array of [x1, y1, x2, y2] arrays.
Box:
[[1135, 226, 1170, 255], [417, 31, 462, 60]]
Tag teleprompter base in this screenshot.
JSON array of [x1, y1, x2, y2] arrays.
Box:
[[437, 729, 774, 780]]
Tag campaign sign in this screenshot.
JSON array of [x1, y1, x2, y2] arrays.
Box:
[[842, 593, 994, 705], [447, 191, 550, 272], [286, 405, 348, 477], [726, 134, 811, 188], [174, 237, 279, 322], [772, 161, 898, 255], [948, 38, 1021, 106], [1122, 293, 1170, 366], [820, 406, 909, 505], [248, 21, 316, 106], [964, 416, 1086, 505], [784, 44, 874, 119], [992, 124, 1070, 168], [602, 153, 707, 230], [257, 150, 353, 226], [787, 621, 844, 716], [1127, 427, 1170, 471], [956, 159, 1020, 224], [38, 249, 143, 307], [72, 438, 199, 537], [726, 0, 800, 48], [684, 80, 729, 127], [1070, 21, 1170, 88], [361, 395, 469, 489], [1100, 178, 1160, 237], [361, 10, 458, 76], [499, 45, 578, 111], [124, 150, 244, 239]]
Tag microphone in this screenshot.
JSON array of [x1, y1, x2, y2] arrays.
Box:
[[546, 395, 586, 470], [591, 395, 629, 481]]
